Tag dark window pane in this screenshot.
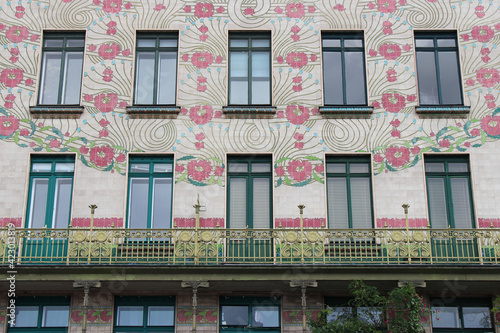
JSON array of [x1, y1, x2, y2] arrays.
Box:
[[117, 306, 143, 326], [327, 177, 348, 228], [221, 306, 248, 326], [148, 306, 175, 326], [438, 51, 462, 104], [253, 306, 279, 327], [137, 39, 156, 47], [415, 39, 434, 48], [344, 39, 363, 48], [448, 163, 468, 172], [62, 52, 84, 104], [159, 39, 177, 47], [450, 178, 472, 228], [42, 306, 69, 327], [327, 163, 346, 173], [252, 39, 269, 47], [427, 178, 448, 228], [128, 178, 150, 229], [437, 39, 456, 47], [432, 306, 460, 328], [66, 39, 84, 48], [45, 39, 63, 47], [40, 52, 63, 104], [230, 39, 248, 47], [350, 163, 369, 173], [425, 162, 444, 172], [463, 307, 491, 328], [135, 52, 156, 104], [14, 306, 39, 327], [323, 51, 343, 105], [157, 52, 177, 104], [416, 51, 439, 105], [345, 51, 366, 104], [323, 39, 341, 48]]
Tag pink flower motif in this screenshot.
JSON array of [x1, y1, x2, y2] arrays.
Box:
[[214, 166, 224, 176], [197, 76, 207, 84], [30, 34, 39, 42], [399, 0, 407, 4], [276, 166, 285, 177], [368, 49, 377, 57], [94, 93, 118, 113], [184, 5, 191, 12], [481, 47, 490, 56], [295, 142, 304, 149], [98, 43, 121, 60], [291, 35, 300, 42], [116, 154, 126, 162], [496, 23, 500, 31], [6, 26, 29, 43], [0, 116, 19, 136], [308, 6, 316, 13], [277, 111, 285, 118], [461, 34, 470, 41], [99, 129, 109, 138], [244, 8, 255, 15], [470, 128, 481, 136], [20, 128, 30, 136], [107, 28, 117, 35], [382, 93, 406, 113], [80, 146, 89, 155], [189, 105, 213, 125], [118, 101, 127, 108], [373, 154, 385, 163], [482, 55, 491, 63], [292, 84, 302, 92], [215, 55, 223, 64], [195, 132, 205, 141], [477, 68, 500, 88], [372, 101, 381, 109], [199, 25, 209, 34], [214, 111, 222, 118], [407, 94, 416, 102], [102, 0, 122, 13], [383, 27, 393, 35], [287, 160, 312, 182], [367, 2, 375, 9], [90, 146, 114, 167], [314, 164, 324, 173], [15, 6, 25, 19], [89, 44, 97, 52], [187, 160, 212, 181], [181, 54, 189, 62], [471, 26, 495, 43], [122, 49, 131, 56], [286, 105, 310, 125], [410, 146, 420, 155], [99, 119, 110, 127], [487, 101, 496, 109], [291, 26, 301, 34], [180, 107, 187, 115], [49, 139, 60, 148], [274, 6, 283, 14], [481, 115, 500, 136], [310, 54, 318, 62], [390, 119, 401, 127], [191, 52, 213, 69], [311, 107, 319, 115], [466, 79, 475, 86], [475, 6, 485, 18], [103, 68, 113, 82], [0, 68, 24, 88], [24, 78, 34, 86], [377, 0, 397, 13], [175, 164, 185, 173], [216, 6, 225, 13], [464, 142, 471, 147], [286, 3, 305, 18], [386, 69, 397, 82], [403, 44, 411, 52], [333, 4, 345, 11], [9, 56, 19, 64], [439, 139, 450, 148], [107, 21, 117, 28], [485, 94, 495, 101], [277, 56, 284, 64], [391, 129, 401, 138], [154, 4, 166, 11], [199, 35, 208, 42], [194, 2, 214, 17], [379, 43, 401, 60], [124, 2, 132, 9], [93, 0, 101, 5], [385, 146, 410, 167], [195, 142, 205, 150], [286, 52, 308, 68], [84, 94, 93, 102], [294, 132, 304, 141], [197, 85, 207, 92]]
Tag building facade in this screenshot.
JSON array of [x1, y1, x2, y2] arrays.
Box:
[[0, 0, 500, 332]]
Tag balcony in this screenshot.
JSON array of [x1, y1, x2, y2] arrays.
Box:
[[1, 226, 499, 266]]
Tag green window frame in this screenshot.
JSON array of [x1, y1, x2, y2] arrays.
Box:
[[431, 298, 493, 332], [127, 156, 174, 229], [425, 155, 475, 228], [8, 296, 70, 332], [114, 296, 175, 333], [227, 156, 272, 229], [326, 156, 374, 229], [26, 155, 75, 229], [220, 296, 281, 332], [133, 32, 178, 106], [38, 32, 85, 105], [322, 32, 367, 106], [415, 32, 463, 106], [228, 32, 271, 106]]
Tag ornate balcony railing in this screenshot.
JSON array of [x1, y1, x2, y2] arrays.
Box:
[[1, 227, 500, 266]]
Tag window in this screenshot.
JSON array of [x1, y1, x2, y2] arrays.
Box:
[[326, 156, 373, 229], [325, 297, 384, 327], [127, 156, 173, 229], [220, 297, 280, 332], [229, 33, 271, 106], [425, 156, 474, 228], [415, 32, 463, 106], [9, 297, 70, 332], [134, 32, 178, 105], [227, 156, 272, 228], [38, 32, 85, 105], [431, 298, 493, 331], [26, 156, 75, 228], [114, 296, 175, 333], [322, 32, 367, 106]]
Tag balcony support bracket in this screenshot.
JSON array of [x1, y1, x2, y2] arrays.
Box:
[[290, 280, 317, 333], [73, 281, 101, 333], [182, 281, 209, 332]]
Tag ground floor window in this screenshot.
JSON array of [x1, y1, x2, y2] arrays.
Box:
[[114, 296, 175, 333], [431, 298, 493, 332], [324, 297, 384, 327], [8, 297, 70, 332], [220, 296, 280, 332]]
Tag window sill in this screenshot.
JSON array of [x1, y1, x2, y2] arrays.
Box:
[[223, 106, 276, 119], [30, 105, 84, 119], [415, 106, 470, 119], [319, 106, 373, 119], [126, 105, 181, 119]]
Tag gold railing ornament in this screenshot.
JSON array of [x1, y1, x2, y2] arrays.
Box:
[[298, 204, 305, 264], [402, 204, 411, 263]]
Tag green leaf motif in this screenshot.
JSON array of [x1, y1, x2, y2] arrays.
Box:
[[187, 178, 207, 187], [435, 127, 448, 141], [52, 127, 64, 139], [284, 175, 291, 185], [80, 155, 90, 167], [312, 171, 323, 184], [0, 108, 8, 116], [177, 155, 195, 161], [275, 157, 291, 164], [176, 172, 187, 183], [276, 177, 282, 187], [304, 155, 322, 160], [103, 161, 114, 172], [209, 157, 223, 163], [493, 107, 500, 117], [292, 179, 311, 187]]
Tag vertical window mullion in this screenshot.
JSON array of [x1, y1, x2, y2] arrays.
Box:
[[57, 46, 66, 105], [341, 46, 347, 105], [346, 173, 353, 228], [153, 44, 159, 104], [248, 46, 252, 104], [434, 42, 444, 105], [247, 174, 252, 228]]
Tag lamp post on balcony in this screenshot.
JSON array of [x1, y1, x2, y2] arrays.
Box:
[[402, 204, 411, 264], [88, 204, 97, 264], [298, 204, 305, 264]]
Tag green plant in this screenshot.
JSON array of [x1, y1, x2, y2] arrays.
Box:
[[386, 285, 427, 333]]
